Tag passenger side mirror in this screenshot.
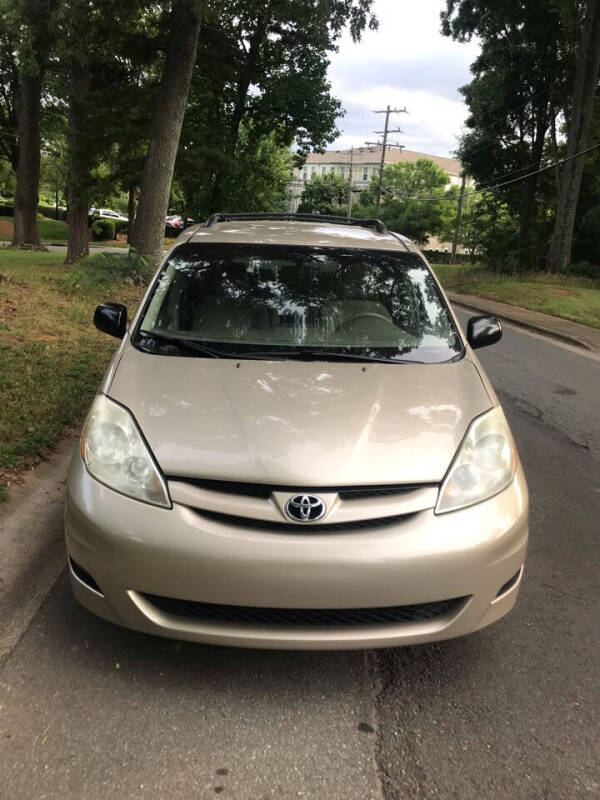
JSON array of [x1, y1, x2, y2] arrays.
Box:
[[94, 302, 127, 339], [467, 315, 502, 349]]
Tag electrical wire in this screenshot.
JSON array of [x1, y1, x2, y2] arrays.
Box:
[[380, 141, 600, 204]]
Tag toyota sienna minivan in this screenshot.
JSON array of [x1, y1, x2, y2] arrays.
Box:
[[65, 213, 529, 649]]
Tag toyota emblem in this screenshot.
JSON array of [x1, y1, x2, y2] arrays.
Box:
[[285, 494, 327, 523]]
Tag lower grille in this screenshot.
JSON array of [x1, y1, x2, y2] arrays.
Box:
[[141, 594, 466, 627], [195, 508, 412, 532]]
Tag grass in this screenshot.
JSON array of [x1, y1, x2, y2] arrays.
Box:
[[0, 249, 143, 500], [434, 263, 600, 329], [0, 214, 69, 243], [0, 215, 174, 247]]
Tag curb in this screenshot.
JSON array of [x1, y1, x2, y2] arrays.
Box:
[[447, 292, 598, 353]]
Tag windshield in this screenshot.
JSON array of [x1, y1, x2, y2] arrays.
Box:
[[134, 243, 463, 363]]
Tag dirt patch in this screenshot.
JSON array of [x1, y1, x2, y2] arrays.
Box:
[[550, 287, 576, 297], [0, 219, 14, 237]]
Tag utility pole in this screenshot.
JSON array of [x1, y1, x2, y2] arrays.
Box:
[[346, 147, 355, 218], [366, 105, 407, 214], [450, 173, 467, 265]]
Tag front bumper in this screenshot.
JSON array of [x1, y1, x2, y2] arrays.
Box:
[[65, 453, 529, 649]]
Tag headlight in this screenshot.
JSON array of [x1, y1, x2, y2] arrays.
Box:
[[436, 406, 517, 514], [81, 395, 171, 508]]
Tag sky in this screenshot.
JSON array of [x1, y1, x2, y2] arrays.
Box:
[[327, 0, 481, 158]]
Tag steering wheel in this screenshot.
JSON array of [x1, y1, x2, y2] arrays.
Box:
[[335, 312, 393, 332]]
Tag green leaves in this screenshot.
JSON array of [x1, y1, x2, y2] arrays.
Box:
[[356, 160, 455, 245], [298, 172, 350, 216]]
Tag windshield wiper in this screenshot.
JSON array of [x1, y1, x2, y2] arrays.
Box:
[[137, 333, 424, 364], [228, 349, 415, 364], [298, 350, 423, 364], [138, 330, 224, 358]]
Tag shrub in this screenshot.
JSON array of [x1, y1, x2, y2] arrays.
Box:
[[422, 249, 472, 265], [574, 205, 600, 266], [65, 251, 152, 291], [0, 203, 13, 216], [38, 203, 67, 221], [566, 260, 600, 280], [91, 218, 115, 241], [114, 218, 129, 235]]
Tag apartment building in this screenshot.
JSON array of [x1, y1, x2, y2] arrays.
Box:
[[287, 145, 464, 212]]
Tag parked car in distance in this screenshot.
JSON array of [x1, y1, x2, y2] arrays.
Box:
[[66, 212, 528, 650], [165, 214, 193, 236], [166, 214, 184, 229], [89, 207, 128, 223]]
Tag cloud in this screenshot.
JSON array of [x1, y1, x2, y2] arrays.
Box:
[[326, 0, 480, 157]]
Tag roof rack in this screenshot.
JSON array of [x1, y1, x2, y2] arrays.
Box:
[[203, 212, 389, 235]]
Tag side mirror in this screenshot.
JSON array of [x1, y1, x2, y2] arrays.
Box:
[[467, 315, 502, 349], [94, 302, 127, 339]]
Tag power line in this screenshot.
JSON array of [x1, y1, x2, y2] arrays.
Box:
[[382, 140, 600, 204], [367, 105, 408, 213]]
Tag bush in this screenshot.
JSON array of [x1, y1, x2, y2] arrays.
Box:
[[114, 218, 129, 235], [422, 249, 472, 264], [91, 218, 115, 241], [565, 260, 600, 280], [574, 205, 600, 266], [0, 203, 13, 216], [38, 203, 67, 221], [65, 251, 152, 291]]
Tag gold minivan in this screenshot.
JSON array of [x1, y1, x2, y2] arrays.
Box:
[[65, 214, 528, 649]]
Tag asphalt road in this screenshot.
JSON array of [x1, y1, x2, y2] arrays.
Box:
[[1, 312, 599, 799]]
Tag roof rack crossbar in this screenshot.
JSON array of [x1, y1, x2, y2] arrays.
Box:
[[203, 212, 389, 235]]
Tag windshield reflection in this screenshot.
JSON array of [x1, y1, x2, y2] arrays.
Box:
[[135, 243, 463, 364]]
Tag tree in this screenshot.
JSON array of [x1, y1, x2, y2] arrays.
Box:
[[356, 159, 456, 244], [442, 0, 573, 268], [547, 0, 600, 271], [59, 0, 160, 263], [0, 20, 19, 172], [298, 172, 350, 215], [177, 127, 293, 217], [9, 0, 58, 248], [130, 0, 203, 268], [194, 0, 376, 211]]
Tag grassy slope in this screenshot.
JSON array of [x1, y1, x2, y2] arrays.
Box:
[[0, 214, 69, 242], [434, 264, 600, 329], [0, 249, 142, 499]]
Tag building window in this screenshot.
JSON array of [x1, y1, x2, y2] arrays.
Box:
[[330, 166, 335, 173], [311, 166, 317, 177], [363, 167, 369, 181], [303, 167, 308, 181], [340, 166, 346, 176]]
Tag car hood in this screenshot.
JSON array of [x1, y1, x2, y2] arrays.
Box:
[[107, 342, 492, 486]]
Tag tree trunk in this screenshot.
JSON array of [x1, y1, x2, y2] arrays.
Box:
[[12, 71, 43, 248], [127, 185, 137, 243], [209, 14, 268, 212], [130, 0, 202, 268], [65, 59, 91, 265], [547, 0, 600, 272], [517, 117, 547, 268]]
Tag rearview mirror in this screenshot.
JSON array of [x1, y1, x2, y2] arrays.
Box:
[[94, 302, 127, 339], [467, 315, 502, 349]]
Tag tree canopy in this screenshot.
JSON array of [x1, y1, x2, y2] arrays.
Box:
[[356, 159, 457, 245]]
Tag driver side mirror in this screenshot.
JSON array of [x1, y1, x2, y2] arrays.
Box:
[[467, 315, 502, 349], [94, 302, 127, 339]]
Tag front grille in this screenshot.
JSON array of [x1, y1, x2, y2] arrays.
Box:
[[167, 477, 432, 501], [195, 508, 412, 532], [142, 594, 466, 627]]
